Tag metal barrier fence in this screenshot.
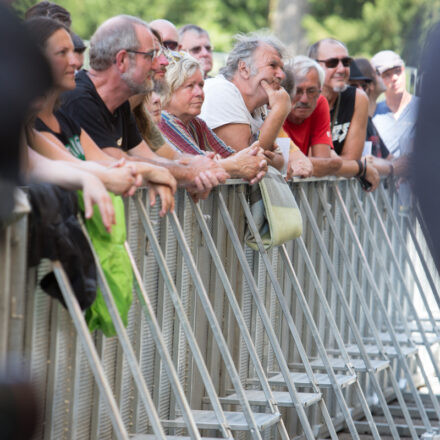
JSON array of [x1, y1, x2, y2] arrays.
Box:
[[1, 177, 440, 440]]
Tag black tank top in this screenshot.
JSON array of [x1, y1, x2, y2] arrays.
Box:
[[35, 109, 86, 160], [330, 86, 356, 155]]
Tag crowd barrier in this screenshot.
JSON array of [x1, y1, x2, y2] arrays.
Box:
[[1, 177, 440, 440]]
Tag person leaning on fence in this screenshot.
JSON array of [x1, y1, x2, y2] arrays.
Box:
[[308, 38, 380, 191], [349, 58, 399, 178], [24, 17, 181, 216], [280, 56, 342, 177], [157, 52, 268, 184], [60, 15, 229, 202], [200, 32, 290, 172], [179, 24, 214, 78]]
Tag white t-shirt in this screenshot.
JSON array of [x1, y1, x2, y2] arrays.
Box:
[[200, 74, 266, 141]]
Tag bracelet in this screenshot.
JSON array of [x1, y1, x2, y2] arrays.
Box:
[[389, 163, 394, 178], [355, 159, 364, 177], [361, 160, 367, 178]]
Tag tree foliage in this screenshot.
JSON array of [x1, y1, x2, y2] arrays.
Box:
[[12, 0, 270, 52], [302, 0, 440, 66]]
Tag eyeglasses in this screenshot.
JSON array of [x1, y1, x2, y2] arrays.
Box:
[[294, 87, 321, 98], [189, 45, 213, 55], [316, 57, 353, 68], [126, 49, 157, 61], [352, 81, 371, 92], [162, 40, 179, 51]]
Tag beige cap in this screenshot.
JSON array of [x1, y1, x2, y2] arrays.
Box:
[[371, 50, 404, 75]]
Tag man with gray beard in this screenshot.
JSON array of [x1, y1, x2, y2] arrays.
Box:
[[308, 38, 379, 190], [62, 15, 228, 198]]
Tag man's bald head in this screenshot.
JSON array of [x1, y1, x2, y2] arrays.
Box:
[[89, 14, 150, 71], [150, 19, 178, 48], [307, 38, 347, 61]]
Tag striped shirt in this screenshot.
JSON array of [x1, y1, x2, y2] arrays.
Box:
[[158, 111, 235, 158]]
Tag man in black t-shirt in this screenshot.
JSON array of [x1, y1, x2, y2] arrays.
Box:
[[62, 15, 228, 198], [308, 38, 380, 191]]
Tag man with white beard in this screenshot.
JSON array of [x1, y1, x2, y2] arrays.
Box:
[[308, 38, 379, 190]]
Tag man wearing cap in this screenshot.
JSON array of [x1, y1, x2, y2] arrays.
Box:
[[371, 50, 419, 158], [349, 59, 391, 160]]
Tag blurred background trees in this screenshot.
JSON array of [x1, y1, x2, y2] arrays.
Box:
[[13, 0, 440, 66]]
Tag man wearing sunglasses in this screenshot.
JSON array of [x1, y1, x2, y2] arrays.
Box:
[[150, 19, 179, 51], [179, 24, 213, 78], [308, 38, 379, 191], [62, 15, 228, 200]]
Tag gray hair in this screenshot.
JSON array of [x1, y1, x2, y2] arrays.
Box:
[[179, 24, 208, 38], [163, 53, 202, 106], [220, 32, 286, 80], [284, 55, 325, 95], [89, 15, 150, 71], [307, 38, 348, 60]]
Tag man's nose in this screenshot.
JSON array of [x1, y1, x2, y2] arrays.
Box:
[[159, 53, 169, 67], [336, 60, 346, 72], [276, 66, 285, 80]]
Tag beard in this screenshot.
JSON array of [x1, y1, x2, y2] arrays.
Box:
[[153, 77, 169, 95], [121, 65, 154, 95], [333, 83, 348, 93]]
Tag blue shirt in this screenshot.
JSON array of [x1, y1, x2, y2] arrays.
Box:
[[373, 96, 419, 157]]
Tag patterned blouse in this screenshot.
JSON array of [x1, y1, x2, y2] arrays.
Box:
[[158, 111, 235, 158]]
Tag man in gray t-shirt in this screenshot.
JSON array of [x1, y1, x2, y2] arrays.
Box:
[[372, 50, 419, 157]]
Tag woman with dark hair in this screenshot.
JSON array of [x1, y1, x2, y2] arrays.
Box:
[[26, 17, 176, 216]]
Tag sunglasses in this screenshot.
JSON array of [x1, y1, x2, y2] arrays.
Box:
[[189, 45, 213, 55], [126, 48, 157, 61], [163, 40, 179, 51], [316, 56, 353, 68]]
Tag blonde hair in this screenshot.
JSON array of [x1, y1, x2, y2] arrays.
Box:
[[162, 53, 202, 106]]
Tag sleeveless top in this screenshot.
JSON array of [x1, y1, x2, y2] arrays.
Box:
[[35, 109, 86, 160], [330, 86, 356, 155]]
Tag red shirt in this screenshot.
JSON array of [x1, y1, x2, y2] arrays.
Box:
[[283, 95, 333, 155]]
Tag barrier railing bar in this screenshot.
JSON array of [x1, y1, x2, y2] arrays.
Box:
[[313, 182, 418, 438], [352, 185, 440, 393], [168, 209, 271, 440], [189, 198, 290, 440], [124, 241, 203, 440], [366, 189, 440, 342], [378, 185, 440, 322], [52, 261, 129, 440], [239, 183, 364, 438], [293, 183, 395, 439], [216, 190, 329, 440], [78, 219, 171, 439], [133, 193, 233, 439], [333, 182, 434, 433]]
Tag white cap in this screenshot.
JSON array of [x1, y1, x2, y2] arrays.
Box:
[[371, 50, 404, 75]]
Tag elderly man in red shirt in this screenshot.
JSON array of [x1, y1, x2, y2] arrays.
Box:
[[281, 56, 342, 176]]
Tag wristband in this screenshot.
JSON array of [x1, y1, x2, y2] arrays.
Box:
[[355, 159, 364, 177], [389, 163, 394, 178], [361, 160, 367, 178]]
